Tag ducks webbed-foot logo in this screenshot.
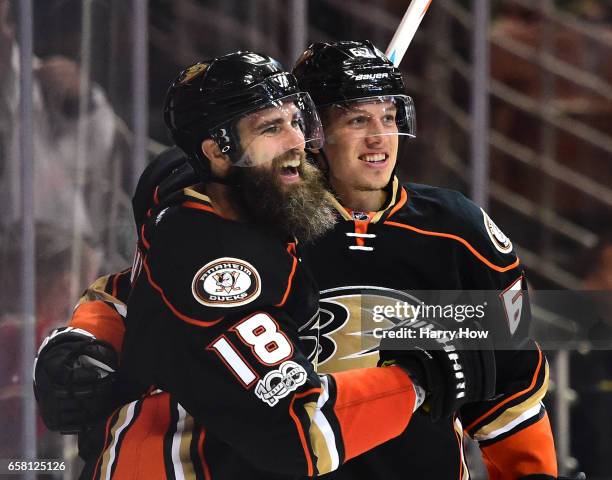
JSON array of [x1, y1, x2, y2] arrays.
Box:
[[315, 286, 423, 373]]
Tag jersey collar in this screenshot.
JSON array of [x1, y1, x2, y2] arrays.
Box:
[[328, 176, 407, 224]]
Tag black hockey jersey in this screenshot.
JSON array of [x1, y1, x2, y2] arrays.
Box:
[[78, 186, 421, 480], [301, 177, 557, 479]]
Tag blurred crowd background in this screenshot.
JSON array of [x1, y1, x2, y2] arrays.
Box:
[[1, 0, 611, 478]]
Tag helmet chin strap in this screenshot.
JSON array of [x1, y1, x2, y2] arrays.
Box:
[[188, 138, 246, 188], [214, 147, 250, 188]]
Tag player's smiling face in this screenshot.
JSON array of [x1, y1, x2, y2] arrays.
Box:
[[323, 100, 398, 192], [228, 101, 336, 242], [236, 102, 306, 186]]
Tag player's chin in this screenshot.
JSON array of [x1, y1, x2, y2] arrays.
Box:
[[361, 171, 393, 190]]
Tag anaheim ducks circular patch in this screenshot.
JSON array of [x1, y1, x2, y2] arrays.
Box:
[[481, 208, 513, 254], [192, 257, 261, 307]]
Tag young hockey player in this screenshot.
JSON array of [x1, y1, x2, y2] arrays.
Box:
[[293, 40, 559, 479]]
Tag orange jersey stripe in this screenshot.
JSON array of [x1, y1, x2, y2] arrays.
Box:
[[143, 257, 222, 328], [332, 367, 415, 462], [481, 412, 557, 478], [111, 394, 171, 479], [197, 428, 212, 480], [111, 269, 130, 298], [275, 255, 298, 307], [386, 186, 408, 220], [465, 348, 543, 433], [182, 200, 216, 214], [70, 301, 125, 353], [141, 224, 151, 250], [384, 220, 520, 273]]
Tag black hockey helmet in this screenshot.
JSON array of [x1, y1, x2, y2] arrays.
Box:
[[164, 51, 324, 179], [131, 146, 196, 233], [293, 40, 415, 137]]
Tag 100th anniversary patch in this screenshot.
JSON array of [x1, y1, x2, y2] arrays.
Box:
[[192, 257, 261, 307], [255, 361, 307, 407]]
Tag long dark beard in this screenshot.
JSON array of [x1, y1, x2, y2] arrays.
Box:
[[232, 151, 337, 243]]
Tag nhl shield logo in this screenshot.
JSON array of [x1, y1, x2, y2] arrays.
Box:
[[192, 257, 261, 307], [351, 211, 370, 221]]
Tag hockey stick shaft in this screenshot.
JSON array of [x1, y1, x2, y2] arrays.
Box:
[[386, 0, 433, 66]]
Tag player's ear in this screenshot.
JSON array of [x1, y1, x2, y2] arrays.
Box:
[[202, 139, 231, 177]]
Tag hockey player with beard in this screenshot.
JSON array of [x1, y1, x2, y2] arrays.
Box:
[[34, 52, 497, 479], [292, 40, 561, 479], [34, 44, 576, 479]]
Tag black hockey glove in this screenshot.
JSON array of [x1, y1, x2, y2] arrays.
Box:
[[34, 327, 119, 434], [378, 320, 496, 422]]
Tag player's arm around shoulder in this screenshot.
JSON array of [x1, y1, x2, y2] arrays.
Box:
[[34, 270, 129, 433], [130, 213, 421, 476], [69, 270, 131, 352]]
